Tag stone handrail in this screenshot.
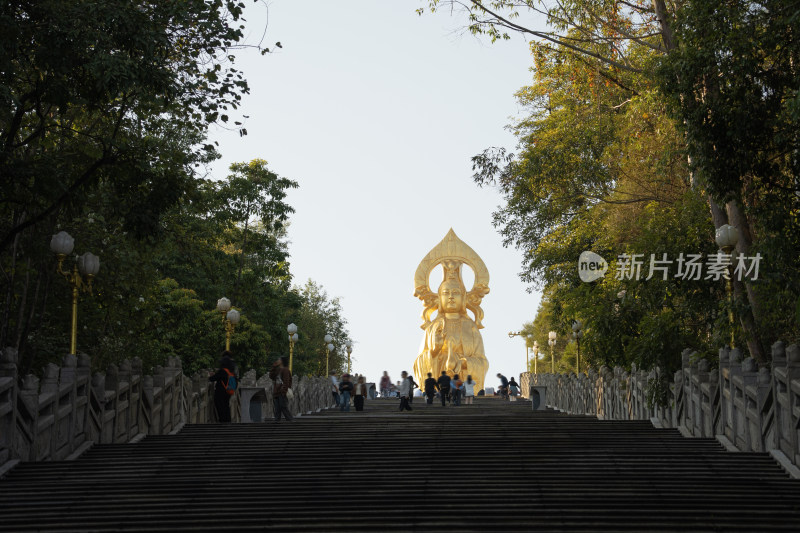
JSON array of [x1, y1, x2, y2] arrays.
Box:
[[0, 348, 335, 468], [520, 341, 800, 470]]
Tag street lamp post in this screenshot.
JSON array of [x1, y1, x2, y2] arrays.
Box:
[[324, 333, 333, 376], [572, 320, 583, 375], [224, 309, 240, 351], [287, 323, 298, 373], [526, 342, 530, 372], [548, 331, 557, 373], [50, 231, 100, 355], [715, 224, 739, 348], [216, 297, 241, 351], [533, 341, 539, 374], [345, 340, 352, 374]]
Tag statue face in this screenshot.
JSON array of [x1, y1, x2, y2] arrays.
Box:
[[439, 281, 464, 313]]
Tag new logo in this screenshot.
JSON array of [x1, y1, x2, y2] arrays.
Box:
[[578, 251, 608, 282]]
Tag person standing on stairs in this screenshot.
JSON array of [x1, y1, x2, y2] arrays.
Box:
[[353, 375, 368, 412], [339, 374, 354, 412], [464, 375, 476, 405], [508, 377, 520, 401], [269, 356, 294, 422], [208, 350, 236, 423], [398, 371, 413, 411], [437, 371, 451, 407], [379, 371, 392, 398], [407, 373, 419, 404], [451, 374, 463, 406], [424, 372, 437, 405], [330, 371, 340, 408]]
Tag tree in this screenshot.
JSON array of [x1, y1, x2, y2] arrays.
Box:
[[292, 280, 352, 376], [419, 0, 798, 363], [658, 0, 800, 349], [0, 0, 257, 253], [214, 159, 298, 305]]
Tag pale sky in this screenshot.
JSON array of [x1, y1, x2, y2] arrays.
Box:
[[208, 0, 544, 385]]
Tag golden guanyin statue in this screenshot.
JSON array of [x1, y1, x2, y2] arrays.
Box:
[[413, 229, 490, 393]]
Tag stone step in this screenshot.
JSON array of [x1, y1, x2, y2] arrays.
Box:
[[1, 397, 798, 532]]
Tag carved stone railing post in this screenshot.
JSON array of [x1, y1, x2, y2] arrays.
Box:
[[519, 372, 531, 400], [17, 375, 40, 461], [165, 356, 182, 430], [105, 364, 123, 443], [696, 358, 719, 438], [732, 354, 758, 450], [0, 348, 19, 464], [772, 343, 800, 466], [129, 358, 143, 437], [152, 365, 166, 434], [681, 351, 696, 434], [789, 346, 800, 467], [90, 372, 113, 444], [73, 354, 91, 448], [652, 366, 671, 427], [745, 366, 774, 452], [719, 347, 736, 443], [595, 367, 606, 418], [46, 357, 75, 460], [55, 354, 79, 460], [141, 374, 155, 433], [158, 363, 172, 433]]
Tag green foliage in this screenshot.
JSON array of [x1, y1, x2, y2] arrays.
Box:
[[290, 280, 352, 376], [645, 373, 671, 410], [3, 157, 352, 378], [0, 0, 258, 251], [658, 0, 800, 348], [426, 0, 800, 374], [658, 0, 800, 204]]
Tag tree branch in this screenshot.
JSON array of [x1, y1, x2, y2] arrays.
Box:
[[468, 0, 643, 73]]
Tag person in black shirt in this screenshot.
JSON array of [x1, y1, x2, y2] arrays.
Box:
[[407, 373, 419, 403], [339, 374, 354, 412], [497, 373, 509, 400], [208, 350, 236, 422], [424, 372, 437, 405], [437, 371, 451, 407]]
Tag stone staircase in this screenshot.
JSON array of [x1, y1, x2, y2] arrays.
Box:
[[1, 397, 799, 531]]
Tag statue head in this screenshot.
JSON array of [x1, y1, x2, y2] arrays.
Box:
[[438, 260, 466, 315], [438, 278, 466, 314]]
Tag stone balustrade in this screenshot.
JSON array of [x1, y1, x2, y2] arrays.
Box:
[[520, 341, 800, 470], [0, 348, 335, 468]]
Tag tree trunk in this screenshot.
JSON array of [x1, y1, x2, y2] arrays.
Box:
[[652, 0, 676, 51], [726, 199, 766, 363]]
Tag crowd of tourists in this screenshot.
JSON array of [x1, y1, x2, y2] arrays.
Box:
[[208, 350, 522, 422], [329, 371, 370, 412]]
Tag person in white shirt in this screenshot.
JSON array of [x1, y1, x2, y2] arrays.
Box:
[[329, 371, 340, 407], [464, 375, 476, 405], [353, 376, 369, 411], [398, 371, 413, 412]]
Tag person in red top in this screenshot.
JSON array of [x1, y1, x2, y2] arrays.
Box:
[[208, 350, 236, 422], [379, 371, 392, 398], [269, 356, 293, 422], [452, 374, 464, 406]]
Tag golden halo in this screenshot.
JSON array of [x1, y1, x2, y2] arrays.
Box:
[[413, 228, 490, 329]]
